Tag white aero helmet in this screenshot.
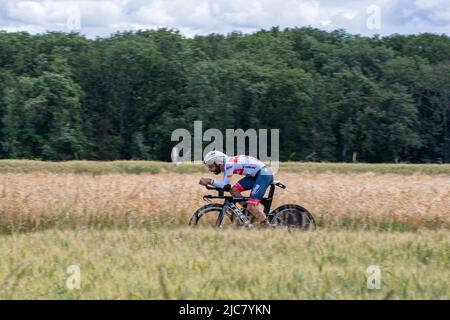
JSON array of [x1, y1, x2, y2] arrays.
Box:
[[203, 150, 227, 165]]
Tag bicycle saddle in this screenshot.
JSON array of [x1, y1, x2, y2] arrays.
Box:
[[271, 181, 286, 189]]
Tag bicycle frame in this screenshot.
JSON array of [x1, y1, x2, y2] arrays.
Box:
[[202, 182, 286, 228]]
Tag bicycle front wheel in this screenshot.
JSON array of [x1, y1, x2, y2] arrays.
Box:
[[188, 204, 238, 228]]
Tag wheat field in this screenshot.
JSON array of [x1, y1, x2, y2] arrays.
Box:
[[0, 172, 449, 232], [0, 228, 448, 299], [0, 162, 449, 299]]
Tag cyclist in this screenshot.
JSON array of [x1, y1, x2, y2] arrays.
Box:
[[199, 150, 274, 225]]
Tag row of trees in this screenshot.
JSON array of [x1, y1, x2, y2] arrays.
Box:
[[0, 27, 449, 162]]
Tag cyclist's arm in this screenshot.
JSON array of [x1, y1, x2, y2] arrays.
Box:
[[211, 164, 233, 188]]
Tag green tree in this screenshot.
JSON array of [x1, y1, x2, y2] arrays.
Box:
[[2, 72, 87, 159]]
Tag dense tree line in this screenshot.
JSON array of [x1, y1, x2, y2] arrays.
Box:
[[0, 27, 449, 162]]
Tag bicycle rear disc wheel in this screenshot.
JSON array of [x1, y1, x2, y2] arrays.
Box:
[[270, 204, 316, 231]]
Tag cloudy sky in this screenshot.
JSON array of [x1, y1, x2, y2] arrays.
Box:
[[0, 0, 449, 38]]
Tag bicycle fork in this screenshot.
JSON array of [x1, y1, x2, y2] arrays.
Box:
[[217, 202, 253, 229]]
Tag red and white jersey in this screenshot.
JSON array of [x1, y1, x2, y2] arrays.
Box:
[[211, 155, 265, 188]]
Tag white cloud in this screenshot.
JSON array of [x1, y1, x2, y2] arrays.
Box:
[[414, 0, 443, 10], [79, 1, 124, 27], [6, 1, 54, 25], [135, 0, 175, 25], [0, 0, 449, 38], [221, 3, 265, 27], [432, 9, 450, 22]]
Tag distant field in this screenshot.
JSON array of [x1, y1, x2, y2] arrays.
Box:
[[0, 160, 450, 175], [0, 228, 448, 299]]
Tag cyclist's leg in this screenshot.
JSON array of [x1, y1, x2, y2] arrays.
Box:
[[230, 176, 256, 223], [247, 167, 274, 222], [231, 176, 255, 198]]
